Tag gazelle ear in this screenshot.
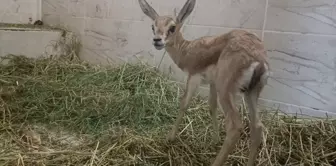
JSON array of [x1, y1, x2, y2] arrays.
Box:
[[176, 0, 196, 23], [173, 8, 178, 19], [138, 0, 159, 20]]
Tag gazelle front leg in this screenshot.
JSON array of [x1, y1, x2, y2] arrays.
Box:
[[166, 74, 202, 142], [209, 83, 220, 143]]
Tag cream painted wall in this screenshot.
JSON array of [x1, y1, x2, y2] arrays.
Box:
[[0, 0, 41, 24], [38, 0, 336, 117]]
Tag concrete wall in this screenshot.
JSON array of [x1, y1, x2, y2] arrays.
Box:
[[0, 29, 64, 58], [0, 0, 41, 24], [42, 0, 336, 117]]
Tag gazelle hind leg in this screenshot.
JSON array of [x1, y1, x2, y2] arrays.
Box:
[[245, 88, 264, 166], [246, 62, 268, 166], [166, 74, 201, 142], [208, 83, 220, 142], [211, 92, 243, 166]]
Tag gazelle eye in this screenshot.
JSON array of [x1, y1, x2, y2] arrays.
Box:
[[169, 25, 176, 33], [151, 25, 155, 31]]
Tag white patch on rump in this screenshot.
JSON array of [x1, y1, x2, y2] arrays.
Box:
[[237, 61, 260, 91]]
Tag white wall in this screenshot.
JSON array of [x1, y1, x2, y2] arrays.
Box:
[[40, 0, 336, 117], [0, 0, 41, 24]]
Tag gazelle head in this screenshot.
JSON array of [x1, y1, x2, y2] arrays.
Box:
[[138, 0, 196, 50]]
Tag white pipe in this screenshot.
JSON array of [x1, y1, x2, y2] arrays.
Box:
[[38, 0, 42, 21]]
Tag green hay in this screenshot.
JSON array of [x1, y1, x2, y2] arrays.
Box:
[[0, 55, 335, 166]]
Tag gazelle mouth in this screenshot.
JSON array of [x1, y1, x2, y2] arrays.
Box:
[[154, 44, 164, 50]]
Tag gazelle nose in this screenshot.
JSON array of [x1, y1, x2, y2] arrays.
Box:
[[153, 38, 162, 42]]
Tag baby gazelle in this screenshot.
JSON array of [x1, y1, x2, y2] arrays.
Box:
[[138, 0, 269, 165]]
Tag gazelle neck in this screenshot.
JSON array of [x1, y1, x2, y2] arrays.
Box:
[[164, 31, 191, 70], [166, 31, 190, 49]]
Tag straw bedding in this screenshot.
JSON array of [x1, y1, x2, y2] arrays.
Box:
[[0, 55, 335, 166]]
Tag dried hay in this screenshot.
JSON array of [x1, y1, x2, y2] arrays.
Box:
[[0, 55, 335, 166]]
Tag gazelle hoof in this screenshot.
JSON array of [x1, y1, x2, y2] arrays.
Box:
[[166, 132, 177, 142]]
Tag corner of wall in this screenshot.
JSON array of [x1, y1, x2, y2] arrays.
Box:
[[261, 0, 269, 41]]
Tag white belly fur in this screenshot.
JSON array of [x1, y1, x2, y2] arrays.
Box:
[[187, 62, 268, 91], [200, 65, 217, 84]]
